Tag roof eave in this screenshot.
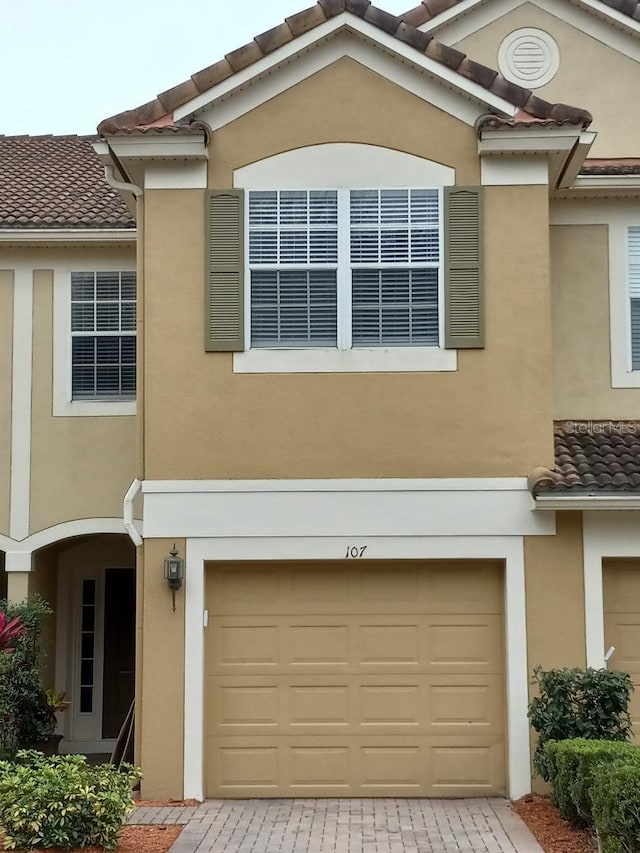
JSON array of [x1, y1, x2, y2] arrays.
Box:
[[0, 227, 136, 244], [534, 492, 640, 510]]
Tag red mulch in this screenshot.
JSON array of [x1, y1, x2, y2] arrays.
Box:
[[0, 826, 182, 852], [514, 793, 596, 853]]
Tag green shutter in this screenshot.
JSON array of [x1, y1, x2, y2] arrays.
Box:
[[205, 190, 244, 352], [444, 187, 484, 349]]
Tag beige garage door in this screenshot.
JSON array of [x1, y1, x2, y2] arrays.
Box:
[[205, 560, 505, 797], [604, 560, 640, 735]]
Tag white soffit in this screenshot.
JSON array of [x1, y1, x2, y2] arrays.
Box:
[[175, 14, 517, 130], [421, 0, 640, 62]]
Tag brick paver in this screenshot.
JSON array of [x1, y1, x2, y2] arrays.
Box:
[[131, 798, 543, 852]]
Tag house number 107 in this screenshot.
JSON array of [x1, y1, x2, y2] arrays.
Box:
[[345, 546, 367, 558]]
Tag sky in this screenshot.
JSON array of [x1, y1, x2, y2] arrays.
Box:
[[1, 0, 413, 136]]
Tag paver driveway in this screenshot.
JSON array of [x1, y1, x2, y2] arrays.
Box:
[[131, 798, 543, 852]]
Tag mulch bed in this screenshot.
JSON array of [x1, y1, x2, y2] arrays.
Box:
[[514, 793, 596, 853], [0, 826, 182, 852]]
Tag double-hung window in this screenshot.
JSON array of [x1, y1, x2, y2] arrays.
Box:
[[247, 188, 440, 349], [629, 226, 640, 371], [70, 271, 136, 400]]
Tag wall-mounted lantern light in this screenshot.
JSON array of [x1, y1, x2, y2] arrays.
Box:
[[164, 544, 184, 612]]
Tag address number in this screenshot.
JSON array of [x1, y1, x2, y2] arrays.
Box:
[[345, 546, 367, 558]]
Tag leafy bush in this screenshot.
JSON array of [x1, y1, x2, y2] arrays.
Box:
[[528, 666, 633, 778], [0, 751, 142, 850], [592, 760, 640, 853], [0, 596, 55, 759], [544, 739, 640, 825]]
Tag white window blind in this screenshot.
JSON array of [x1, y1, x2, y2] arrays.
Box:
[[247, 188, 440, 350], [70, 271, 136, 399], [350, 189, 439, 346], [629, 226, 640, 371], [249, 191, 338, 346]]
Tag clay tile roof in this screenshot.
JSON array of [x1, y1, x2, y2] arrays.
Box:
[[401, 0, 640, 28], [531, 421, 640, 495], [580, 158, 640, 175], [97, 0, 592, 135], [0, 134, 134, 230]]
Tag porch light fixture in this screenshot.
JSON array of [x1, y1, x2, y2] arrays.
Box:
[[164, 544, 184, 611]]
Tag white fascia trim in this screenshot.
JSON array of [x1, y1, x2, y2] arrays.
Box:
[[142, 477, 528, 493], [233, 346, 457, 373], [7, 517, 138, 551], [0, 229, 136, 244], [53, 257, 138, 416], [141, 479, 553, 539], [144, 162, 208, 190], [583, 511, 640, 669], [124, 479, 143, 546], [557, 132, 597, 190], [574, 175, 640, 190], [423, 0, 640, 61], [176, 14, 516, 127], [481, 156, 549, 186], [478, 130, 580, 155], [419, 0, 488, 34], [536, 494, 640, 510], [183, 534, 531, 801], [102, 135, 207, 161], [10, 266, 33, 542]]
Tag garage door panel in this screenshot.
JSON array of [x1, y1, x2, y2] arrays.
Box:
[[430, 739, 504, 795], [604, 563, 640, 742], [206, 561, 505, 797], [427, 563, 503, 614], [604, 562, 640, 614], [427, 616, 504, 673], [208, 674, 503, 737], [207, 736, 504, 798]]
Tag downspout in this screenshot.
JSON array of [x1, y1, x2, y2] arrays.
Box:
[[103, 164, 142, 198]]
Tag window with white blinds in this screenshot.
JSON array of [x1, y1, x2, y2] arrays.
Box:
[[247, 188, 441, 349], [629, 226, 640, 371], [70, 271, 136, 399]]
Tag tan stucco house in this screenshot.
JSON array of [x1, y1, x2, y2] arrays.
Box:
[[1, 0, 639, 801]]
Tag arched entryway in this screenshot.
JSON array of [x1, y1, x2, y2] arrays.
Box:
[[33, 533, 136, 755]]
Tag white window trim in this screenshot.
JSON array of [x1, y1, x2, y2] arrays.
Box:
[[54, 258, 137, 417], [234, 144, 457, 374], [609, 220, 640, 387], [549, 202, 640, 389]]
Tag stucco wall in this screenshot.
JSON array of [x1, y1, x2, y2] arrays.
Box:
[[451, 2, 640, 158], [142, 58, 555, 480], [551, 223, 639, 419], [137, 538, 185, 800], [29, 254, 136, 533], [524, 511, 586, 788]]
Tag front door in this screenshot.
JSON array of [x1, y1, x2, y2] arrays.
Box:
[[62, 566, 135, 752]]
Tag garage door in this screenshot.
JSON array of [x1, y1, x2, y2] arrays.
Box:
[[604, 560, 640, 735], [205, 560, 505, 797]]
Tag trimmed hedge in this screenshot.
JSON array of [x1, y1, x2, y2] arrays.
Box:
[[544, 739, 640, 825], [0, 751, 142, 850], [593, 761, 640, 853]]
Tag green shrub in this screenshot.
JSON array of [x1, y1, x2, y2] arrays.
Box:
[[528, 666, 633, 778], [544, 739, 640, 825], [0, 751, 142, 850], [592, 760, 640, 853]]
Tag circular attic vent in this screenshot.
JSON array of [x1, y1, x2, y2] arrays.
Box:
[[498, 28, 560, 89]]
